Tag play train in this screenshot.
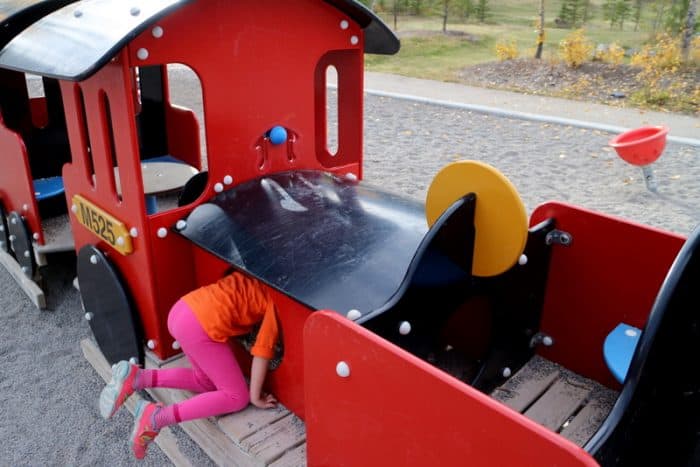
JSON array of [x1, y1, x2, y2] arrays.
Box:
[[1, 1, 699, 466]]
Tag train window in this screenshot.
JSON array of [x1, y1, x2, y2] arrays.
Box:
[[326, 65, 339, 156], [166, 64, 208, 166]]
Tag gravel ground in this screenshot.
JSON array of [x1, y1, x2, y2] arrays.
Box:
[[1, 89, 698, 466]]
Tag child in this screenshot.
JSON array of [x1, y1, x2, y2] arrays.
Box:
[[99, 270, 280, 459]]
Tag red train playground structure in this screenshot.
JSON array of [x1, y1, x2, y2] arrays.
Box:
[[0, 1, 699, 466]]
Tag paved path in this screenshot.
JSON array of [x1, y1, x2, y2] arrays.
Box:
[[364, 71, 699, 145]]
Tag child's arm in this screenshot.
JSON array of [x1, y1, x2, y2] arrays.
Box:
[[250, 356, 277, 408]]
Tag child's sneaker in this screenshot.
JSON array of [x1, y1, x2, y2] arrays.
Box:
[[99, 360, 139, 419], [130, 400, 162, 459]]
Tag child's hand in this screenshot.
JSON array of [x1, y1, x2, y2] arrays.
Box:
[[251, 392, 278, 409]]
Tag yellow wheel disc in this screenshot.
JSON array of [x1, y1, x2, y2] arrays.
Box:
[[425, 160, 528, 277]]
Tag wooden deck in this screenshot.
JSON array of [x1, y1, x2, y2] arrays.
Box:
[[82, 338, 307, 466], [491, 354, 618, 447]]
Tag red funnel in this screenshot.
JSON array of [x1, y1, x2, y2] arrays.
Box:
[[609, 126, 669, 166]]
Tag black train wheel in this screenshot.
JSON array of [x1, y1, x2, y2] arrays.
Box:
[[77, 245, 144, 366], [0, 202, 10, 255], [7, 211, 35, 277]]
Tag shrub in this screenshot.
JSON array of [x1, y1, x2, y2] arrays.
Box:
[[495, 40, 519, 61], [559, 29, 593, 68], [595, 42, 625, 64]]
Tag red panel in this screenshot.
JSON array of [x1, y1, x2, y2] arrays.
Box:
[[531, 202, 685, 387], [165, 104, 201, 170], [0, 115, 42, 243], [128, 0, 365, 186], [304, 311, 598, 467]]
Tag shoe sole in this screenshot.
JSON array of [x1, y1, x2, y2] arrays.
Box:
[[99, 360, 131, 419]]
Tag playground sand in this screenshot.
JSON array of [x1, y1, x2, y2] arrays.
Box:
[[1, 90, 698, 466]]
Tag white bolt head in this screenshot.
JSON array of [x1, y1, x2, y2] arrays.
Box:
[[11, 217, 17, 224], [71, 204, 78, 213], [129, 357, 138, 364], [85, 312, 94, 321], [345, 173, 358, 182], [223, 175, 233, 185], [89, 254, 98, 264], [157, 227, 168, 238], [130, 6, 140, 16], [22, 204, 29, 211], [625, 329, 638, 337], [137, 48, 149, 60], [33, 233, 39, 241], [350, 35, 359, 45], [21, 266, 29, 273], [171, 340, 181, 350], [130, 227, 138, 238], [9, 234, 16, 241], [116, 236, 125, 246], [346, 309, 362, 321], [23, 250, 30, 258], [214, 182, 224, 193], [147, 339, 156, 350], [176, 220, 187, 230], [518, 254, 528, 265], [336, 361, 350, 378], [74, 9, 83, 17], [502, 367, 512, 378], [542, 336, 553, 346], [152, 26, 164, 38], [0, 226, 3, 232], [399, 321, 411, 335], [340, 20, 349, 30]]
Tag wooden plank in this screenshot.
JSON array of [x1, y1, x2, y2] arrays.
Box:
[[491, 356, 560, 413], [0, 248, 46, 309], [238, 413, 306, 466], [524, 379, 592, 431], [80, 339, 194, 467], [147, 385, 261, 467], [269, 443, 307, 467], [559, 389, 617, 446], [217, 405, 290, 443]]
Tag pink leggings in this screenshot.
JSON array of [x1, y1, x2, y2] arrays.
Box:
[[135, 300, 249, 426]]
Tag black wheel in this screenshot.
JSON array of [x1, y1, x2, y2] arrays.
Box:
[[0, 202, 10, 255], [7, 211, 35, 277], [77, 245, 144, 365]]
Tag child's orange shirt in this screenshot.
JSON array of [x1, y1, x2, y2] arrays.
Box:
[[182, 272, 279, 359]]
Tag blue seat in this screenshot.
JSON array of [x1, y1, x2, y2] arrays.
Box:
[[142, 154, 185, 164], [33, 176, 64, 201], [603, 322, 642, 384]]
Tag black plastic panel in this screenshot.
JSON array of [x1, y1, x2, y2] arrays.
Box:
[[0, 0, 77, 49], [178, 170, 428, 318], [0, 202, 10, 254], [7, 211, 34, 277], [0, 0, 192, 80], [324, 0, 399, 55], [77, 245, 143, 365]]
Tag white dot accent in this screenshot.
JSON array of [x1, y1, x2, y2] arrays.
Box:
[[130, 227, 138, 238], [23, 250, 30, 258], [74, 9, 83, 18], [9, 235, 16, 241], [129, 357, 138, 364], [71, 204, 78, 213], [350, 35, 359, 45], [340, 20, 349, 30], [625, 329, 638, 337], [345, 173, 358, 182], [223, 175, 233, 185], [130, 6, 140, 16], [0, 226, 3, 232], [157, 227, 168, 238], [176, 220, 187, 230], [33, 233, 39, 241], [171, 340, 181, 350], [90, 255, 98, 264], [137, 48, 149, 60], [336, 361, 350, 378], [542, 336, 553, 346], [518, 254, 528, 265], [399, 321, 411, 335], [21, 266, 29, 273], [214, 183, 224, 193], [22, 204, 28, 211], [502, 367, 512, 378], [147, 339, 156, 350], [116, 236, 125, 246], [346, 309, 362, 321], [152, 26, 164, 38], [11, 218, 17, 224], [85, 312, 93, 321]]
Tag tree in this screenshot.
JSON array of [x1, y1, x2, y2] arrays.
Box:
[[681, 0, 698, 61], [442, 0, 452, 32], [604, 0, 633, 29], [535, 0, 546, 58], [558, 0, 588, 27], [633, 0, 644, 31], [473, 0, 489, 22]]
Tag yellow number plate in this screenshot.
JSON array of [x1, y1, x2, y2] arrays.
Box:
[[72, 195, 133, 255]]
